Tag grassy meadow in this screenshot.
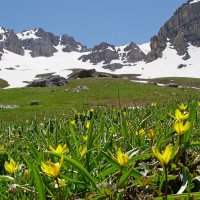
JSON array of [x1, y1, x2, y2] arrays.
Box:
[[0, 77, 200, 199]]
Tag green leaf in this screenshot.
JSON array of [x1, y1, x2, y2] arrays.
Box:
[[50, 152, 101, 193], [118, 165, 134, 187], [189, 141, 200, 147], [155, 192, 200, 200], [23, 156, 46, 200]]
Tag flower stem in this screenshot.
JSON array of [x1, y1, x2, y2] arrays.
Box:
[[164, 166, 168, 200], [55, 178, 63, 200]]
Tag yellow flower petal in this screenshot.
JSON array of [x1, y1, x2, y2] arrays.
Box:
[[41, 156, 63, 178], [4, 159, 18, 175], [152, 145, 172, 166], [116, 149, 129, 167], [174, 121, 190, 136]]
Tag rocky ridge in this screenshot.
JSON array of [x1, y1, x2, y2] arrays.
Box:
[[146, 0, 200, 62], [0, 27, 147, 66]]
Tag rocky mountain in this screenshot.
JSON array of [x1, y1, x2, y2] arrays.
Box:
[[1, 0, 200, 88], [0, 27, 146, 64], [0, 27, 87, 58], [146, 0, 200, 62]]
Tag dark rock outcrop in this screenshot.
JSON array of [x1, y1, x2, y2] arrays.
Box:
[[27, 75, 68, 87], [21, 28, 58, 57], [123, 42, 146, 62], [146, 0, 200, 62], [1, 29, 24, 55], [61, 34, 86, 52], [67, 69, 96, 80], [79, 42, 119, 64], [0, 27, 87, 58]]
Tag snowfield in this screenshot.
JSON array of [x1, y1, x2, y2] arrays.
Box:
[[0, 42, 200, 88]]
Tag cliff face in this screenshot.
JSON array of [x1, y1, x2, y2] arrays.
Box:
[[146, 0, 200, 62]]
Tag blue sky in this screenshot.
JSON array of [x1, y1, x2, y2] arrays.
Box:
[[1, 0, 186, 47]]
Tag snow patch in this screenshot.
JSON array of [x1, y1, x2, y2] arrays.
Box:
[[189, 0, 200, 4], [17, 29, 41, 40], [138, 43, 151, 54]]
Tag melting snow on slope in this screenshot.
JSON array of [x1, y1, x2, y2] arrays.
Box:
[[108, 42, 200, 79], [0, 42, 200, 88], [190, 0, 200, 4], [0, 48, 112, 88]]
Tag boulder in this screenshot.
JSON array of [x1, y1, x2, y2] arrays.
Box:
[[27, 75, 68, 87], [103, 63, 123, 71], [67, 69, 96, 80]]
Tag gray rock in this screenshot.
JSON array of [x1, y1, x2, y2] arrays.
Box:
[[168, 83, 179, 87], [0, 105, 18, 109], [67, 69, 96, 80], [27, 75, 68, 87], [103, 63, 123, 71], [73, 85, 89, 92], [61, 34, 86, 52], [30, 101, 39, 106], [3, 29, 24, 55], [123, 42, 146, 62], [21, 28, 58, 57], [79, 42, 119, 64], [146, 0, 200, 62], [177, 64, 187, 69]]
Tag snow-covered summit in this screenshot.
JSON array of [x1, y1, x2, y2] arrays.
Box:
[[17, 29, 40, 40]]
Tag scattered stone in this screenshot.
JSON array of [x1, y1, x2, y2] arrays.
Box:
[[168, 83, 179, 88], [30, 101, 39, 106], [73, 85, 89, 92], [0, 105, 18, 109], [5, 67, 15, 70], [177, 64, 187, 69]]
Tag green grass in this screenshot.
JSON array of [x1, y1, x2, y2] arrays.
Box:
[[150, 77, 200, 87], [0, 77, 200, 198], [0, 77, 200, 123]]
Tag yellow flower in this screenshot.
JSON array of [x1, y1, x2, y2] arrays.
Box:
[[90, 108, 94, 112], [70, 120, 76, 125], [174, 121, 190, 136], [151, 102, 157, 107], [79, 146, 87, 157], [85, 121, 90, 129], [41, 156, 63, 178], [4, 159, 19, 175], [149, 129, 155, 141], [114, 149, 129, 167], [197, 102, 200, 107], [178, 103, 187, 110], [83, 135, 88, 142], [152, 145, 172, 166], [49, 144, 68, 154], [136, 128, 145, 136], [172, 109, 189, 121]]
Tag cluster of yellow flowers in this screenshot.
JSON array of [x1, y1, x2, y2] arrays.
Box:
[[152, 103, 191, 167]]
